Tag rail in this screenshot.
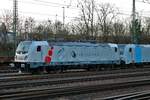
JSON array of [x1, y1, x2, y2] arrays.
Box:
[[0, 69, 150, 99]]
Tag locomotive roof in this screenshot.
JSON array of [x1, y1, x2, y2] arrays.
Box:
[[48, 42, 117, 47], [20, 41, 118, 47]]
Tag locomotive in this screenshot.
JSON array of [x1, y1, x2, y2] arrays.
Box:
[[14, 41, 150, 73], [121, 44, 150, 64], [14, 41, 120, 72]]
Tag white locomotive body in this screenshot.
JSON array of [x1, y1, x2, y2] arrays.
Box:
[[15, 41, 120, 71]]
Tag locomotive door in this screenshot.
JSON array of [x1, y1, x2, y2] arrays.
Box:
[[129, 47, 134, 64], [35, 45, 42, 62]]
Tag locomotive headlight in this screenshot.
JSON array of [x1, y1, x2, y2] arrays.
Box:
[[24, 55, 28, 60]]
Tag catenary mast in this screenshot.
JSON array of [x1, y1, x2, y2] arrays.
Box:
[[13, 0, 18, 53]]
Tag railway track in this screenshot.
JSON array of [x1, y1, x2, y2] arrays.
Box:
[[0, 64, 18, 73], [0, 68, 150, 99], [0, 70, 150, 90], [102, 90, 150, 100], [0, 69, 18, 73], [1, 74, 150, 99], [0, 67, 150, 83]]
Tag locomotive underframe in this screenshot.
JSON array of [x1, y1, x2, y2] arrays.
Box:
[[15, 60, 121, 73]]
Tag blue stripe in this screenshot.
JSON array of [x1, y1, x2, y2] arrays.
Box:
[[135, 46, 141, 63]]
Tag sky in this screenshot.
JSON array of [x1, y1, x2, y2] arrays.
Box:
[[0, 0, 150, 23]]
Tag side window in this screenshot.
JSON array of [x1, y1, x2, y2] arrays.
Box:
[[71, 51, 76, 58], [129, 48, 132, 52], [37, 46, 41, 52], [115, 47, 117, 52]]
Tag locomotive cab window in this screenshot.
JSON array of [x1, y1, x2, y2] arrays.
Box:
[[115, 47, 117, 52], [129, 48, 132, 52], [37, 46, 41, 52]]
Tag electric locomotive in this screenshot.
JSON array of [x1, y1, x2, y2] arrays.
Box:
[[14, 41, 120, 72]]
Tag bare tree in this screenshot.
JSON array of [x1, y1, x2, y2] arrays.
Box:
[[71, 18, 86, 36], [112, 20, 126, 43], [0, 23, 8, 44], [0, 10, 13, 32], [96, 3, 118, 42], [143, 17, 150, 36], [77, 0, 97, 40], [17, 16, 24, 36], [25, 17, 35, 34], [41, 20, 53, 40], [23, 17, 35, 39]]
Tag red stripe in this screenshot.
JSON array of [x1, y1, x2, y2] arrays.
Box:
[[45, 56, 51, 63]]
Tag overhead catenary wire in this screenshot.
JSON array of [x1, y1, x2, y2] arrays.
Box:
[[7, 0, 150, 15], [1, 8, 150, 20], [0, 8, 78, 19], [1, 0, 150, 23], [9, 0, 80, 10], [34, 0, 79, 9], [34, 0, 71, 7], [6, 0, 79, 23], [19, 11, 78, 19]]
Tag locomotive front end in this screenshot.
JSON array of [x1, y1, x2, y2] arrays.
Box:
[[14, 41, 50, 72], [15, 41, 32, 68]]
